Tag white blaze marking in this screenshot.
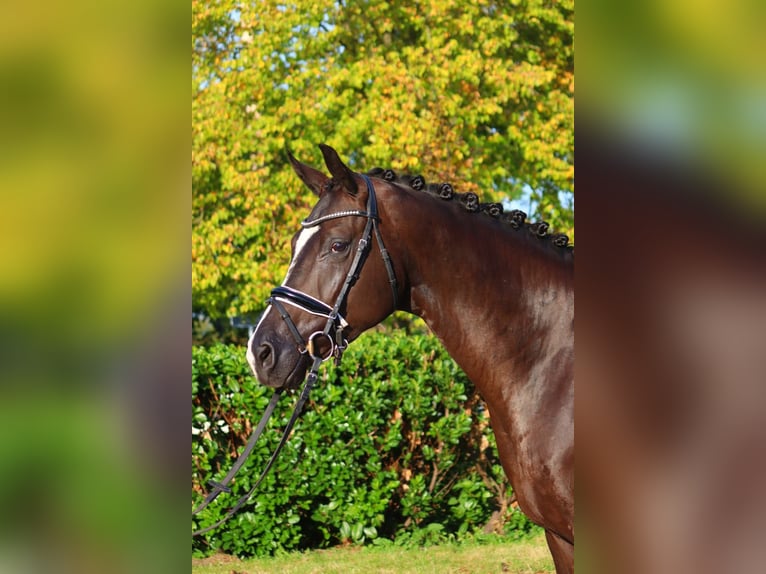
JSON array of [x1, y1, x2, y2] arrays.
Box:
[[246, 306, 273, 375], [246, 226, 319, 375], [284, 226, 319, 282]]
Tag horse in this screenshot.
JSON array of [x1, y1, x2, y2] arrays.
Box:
[[246, 144, 574, 573]]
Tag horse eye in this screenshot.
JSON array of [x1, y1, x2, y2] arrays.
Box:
[[331, 240, 349, 253]]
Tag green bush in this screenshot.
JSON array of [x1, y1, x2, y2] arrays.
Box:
[[192, 331, 538, 557]]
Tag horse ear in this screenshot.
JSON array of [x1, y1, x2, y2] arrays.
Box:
[[287, 149, 329, 197], [319, 144, 358, 196]]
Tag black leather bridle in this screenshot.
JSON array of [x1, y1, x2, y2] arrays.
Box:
[[269, 174, 398, 365], [193, 175, 397, 537]]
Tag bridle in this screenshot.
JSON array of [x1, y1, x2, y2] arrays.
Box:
[[192, 175, 397, 537], [269, 174, 399, 365]]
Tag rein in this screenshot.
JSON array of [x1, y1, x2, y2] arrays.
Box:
[[192, 175, 397, 537]]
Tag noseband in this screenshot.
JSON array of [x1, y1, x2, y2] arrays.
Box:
[[268, 174, 398, 364]]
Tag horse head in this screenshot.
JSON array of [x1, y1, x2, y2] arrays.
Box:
[[247, 145, 402, 389]]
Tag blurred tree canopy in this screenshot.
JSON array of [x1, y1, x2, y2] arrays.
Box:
[[192, 0, 573, 327]]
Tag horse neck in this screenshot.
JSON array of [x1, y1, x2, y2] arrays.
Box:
[[384, 189, 574, 397]]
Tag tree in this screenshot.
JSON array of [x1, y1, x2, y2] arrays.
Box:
[[192, 0, 574, 326]]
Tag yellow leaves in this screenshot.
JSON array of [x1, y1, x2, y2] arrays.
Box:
[[192, 0, 573, 319]]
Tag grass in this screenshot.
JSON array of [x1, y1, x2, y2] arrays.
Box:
[[191, 533, 553, 574]]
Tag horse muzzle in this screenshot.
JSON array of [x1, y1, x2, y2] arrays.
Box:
[[247, 322, 310, 389]]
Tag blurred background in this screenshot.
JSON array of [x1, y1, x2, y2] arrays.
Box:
[[576, 1, 766, 573], [0, 0, 188, 572]]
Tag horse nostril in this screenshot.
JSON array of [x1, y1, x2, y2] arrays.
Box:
[[257, 343, 275, 370]]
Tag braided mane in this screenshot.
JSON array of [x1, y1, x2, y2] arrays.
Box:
[[366, 167, 573, 255]]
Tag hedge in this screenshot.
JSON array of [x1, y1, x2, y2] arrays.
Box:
[[192, 331, 537, 556]]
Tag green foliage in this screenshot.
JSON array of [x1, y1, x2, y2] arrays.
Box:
[[192, 0, 574, 322], [192, 332, 539, 557]]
